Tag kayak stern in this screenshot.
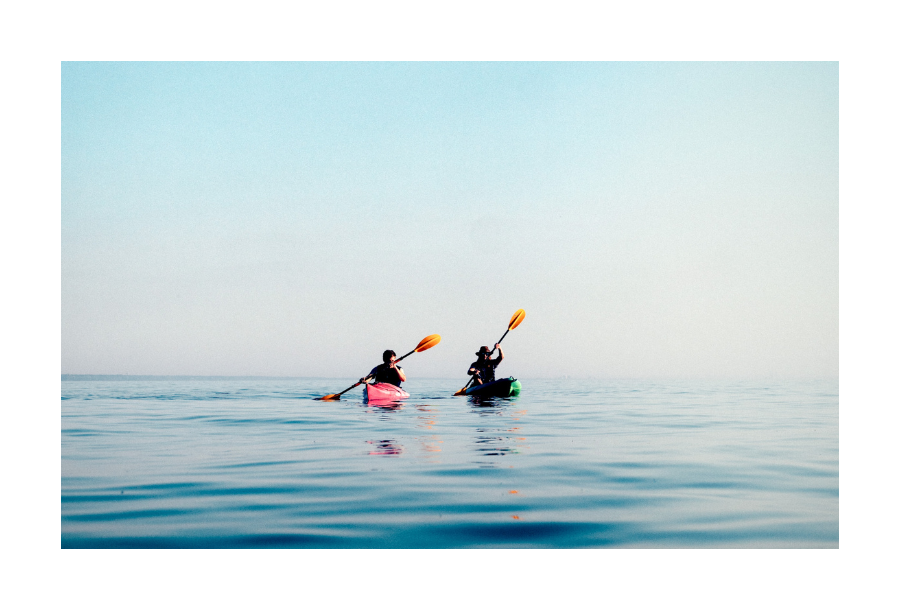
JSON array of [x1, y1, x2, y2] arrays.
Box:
[[464, 377, 521, 398], [364, 382, 410, 402]]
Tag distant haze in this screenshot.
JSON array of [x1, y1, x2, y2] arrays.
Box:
[[62, 62, 838, 379]]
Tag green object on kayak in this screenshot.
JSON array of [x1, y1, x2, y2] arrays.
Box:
[[464, 377, 521, 397]]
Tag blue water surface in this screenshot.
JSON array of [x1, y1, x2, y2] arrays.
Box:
[[61, 377, 838, 548]]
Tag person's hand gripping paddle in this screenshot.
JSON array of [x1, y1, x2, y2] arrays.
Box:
[[454, 309, 525, 396], [316, 334, 441, 401]]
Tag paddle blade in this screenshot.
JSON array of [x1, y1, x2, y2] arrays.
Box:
[[415, 334, 441, 352], [508, 309, 526, 330], [453, 388, 468, 396], [316, 394, 341, 401]]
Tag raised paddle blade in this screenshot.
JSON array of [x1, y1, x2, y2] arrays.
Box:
[[415, 334, 441, 352], [508, 309, 526, 330]]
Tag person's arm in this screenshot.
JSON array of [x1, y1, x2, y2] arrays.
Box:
[[492, 344, 503, 365], [394, 365, 407, 383], [468, 363, 483, 385], [360, 366, 379, 384]]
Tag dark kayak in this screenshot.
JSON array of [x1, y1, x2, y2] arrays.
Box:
[[465, 377, 521, 397]]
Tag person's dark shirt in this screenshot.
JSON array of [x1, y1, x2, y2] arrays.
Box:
[[468, 358, 499, 385], [370, 363, 404, 387]]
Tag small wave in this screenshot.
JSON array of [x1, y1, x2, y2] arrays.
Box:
[[63, 507, 200, 522]]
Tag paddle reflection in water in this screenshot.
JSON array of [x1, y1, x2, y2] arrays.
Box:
[[415, 404, 438, 430], [414, 404, 443, 462]]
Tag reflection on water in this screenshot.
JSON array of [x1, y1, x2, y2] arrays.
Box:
[[415, 405, 438, 430], [473, 427, 524, 468], [415, 405, 443, 462], [366, 440, 403, 456], [468, 395, 516, 410], [467, 397, 528, 468], [62, 378, 839, 548], [361, 396, 528, 469], [363, 403, 403, 419]]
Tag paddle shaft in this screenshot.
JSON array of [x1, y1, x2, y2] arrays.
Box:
[[462, 328, 512, 393], [317, 334, 440, 401], [491, 329, 511, 354], [330, 348, 416, 398], [456, 310, 523, 396], [395, 347, 417, 363], [328, 374, 373, 399], [453, 376, 477, 396], [463, 332, 508, 392]]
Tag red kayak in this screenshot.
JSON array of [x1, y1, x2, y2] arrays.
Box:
[[363, 382, 410, 402]]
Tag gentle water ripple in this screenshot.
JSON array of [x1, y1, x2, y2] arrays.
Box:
[[61, 378, 838, 548]]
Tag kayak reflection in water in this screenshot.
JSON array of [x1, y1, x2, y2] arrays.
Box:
[[361, 349, 407, 387], [468, 395, 502, 408], [366, 439, 403, 456], [468, 344, 503, 386]]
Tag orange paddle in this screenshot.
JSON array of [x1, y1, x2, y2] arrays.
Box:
[[317, 334, 441, 401], [454, 309, 525, 396]]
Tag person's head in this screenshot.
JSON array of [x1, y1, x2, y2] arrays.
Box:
[[382, 349, 397, 364], [476, 346, 491, 359]]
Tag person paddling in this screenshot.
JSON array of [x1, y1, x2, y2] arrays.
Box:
[[362, 350, 407, 387], [468, 344, 503, 386]]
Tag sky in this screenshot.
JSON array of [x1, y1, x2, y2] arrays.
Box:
[[61, 62, 838, 379]]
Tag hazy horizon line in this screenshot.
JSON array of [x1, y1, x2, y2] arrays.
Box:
[[61, 374, 839, 382]]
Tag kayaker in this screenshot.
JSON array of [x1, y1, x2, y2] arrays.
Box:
[[468, 344, 503, 386], [361, 350, 407, 387]]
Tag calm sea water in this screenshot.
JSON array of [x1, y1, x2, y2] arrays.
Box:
[[61, 377, 838, 548]]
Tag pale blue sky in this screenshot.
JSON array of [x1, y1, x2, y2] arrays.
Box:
[[62, 62, 837, 378]]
